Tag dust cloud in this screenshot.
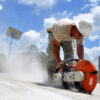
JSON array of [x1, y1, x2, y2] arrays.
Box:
[[0, 54, 48, 83]]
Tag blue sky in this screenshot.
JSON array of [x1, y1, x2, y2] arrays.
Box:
[[0, 0, 100, 66], [0, 0, 94, 33]]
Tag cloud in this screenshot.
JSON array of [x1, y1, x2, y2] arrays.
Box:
[[18, 17, 57, 53], [43, 13, 73, 28], [81, 4, 90, 10], [18, 0, 57, 8], [73, 6, 100, 41], [84, 46, 100, 68], [83, 0, 100, 7], [89, 35, 99, 41], [89, 0, 99, 5], [44, 17, 57, 28], [0, 4, 3, 11], [57, 11, 67, 16], [90, 0, 100, 7], [89, 0, 99, 2], [18, 17, 57, 52], [64, 0, 72, 2], [18, 30, 42, 49], [81, 0, 100, 10], [17, 29, 48, 53], [73, 13, 93, 22], [57, 11, 72, 18], [74, 46, 100, 68]]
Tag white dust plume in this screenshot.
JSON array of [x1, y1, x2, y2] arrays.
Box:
[[0, 54, 48, 83]]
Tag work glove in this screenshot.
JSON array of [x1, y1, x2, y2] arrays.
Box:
[[57, 61, 64, 72]]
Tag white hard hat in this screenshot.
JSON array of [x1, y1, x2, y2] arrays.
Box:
[[76, 19, 92, 37]]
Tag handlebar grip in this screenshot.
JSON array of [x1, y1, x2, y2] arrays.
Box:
[[64, 58, 80, 63], [61, 63, 70, 72]]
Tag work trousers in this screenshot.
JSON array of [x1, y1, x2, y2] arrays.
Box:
[[47, 32, 74, 78]]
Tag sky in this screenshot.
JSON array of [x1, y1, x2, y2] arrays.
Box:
[[0, 0, 100, 67]]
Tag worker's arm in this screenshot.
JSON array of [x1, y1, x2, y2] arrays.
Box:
[[77, 44, 84, 59], [53, 38, 63, 71], [53, 38, 61, 63]]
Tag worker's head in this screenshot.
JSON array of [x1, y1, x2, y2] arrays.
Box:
[[76, 19, 92, 37]]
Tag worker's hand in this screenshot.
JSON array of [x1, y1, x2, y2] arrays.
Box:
[[57, 61, 64, 72]]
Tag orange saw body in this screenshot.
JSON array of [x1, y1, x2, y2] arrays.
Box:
[[75, 59, 98, 94], [54, 59, 98, 94]]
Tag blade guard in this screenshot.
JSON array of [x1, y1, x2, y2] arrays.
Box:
[[75, 59, 98, 94]]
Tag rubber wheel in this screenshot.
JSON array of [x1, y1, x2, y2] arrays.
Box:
[[62, 71, 69, 89], [74, 82, 87, 93], [62, 81, 69, 89]]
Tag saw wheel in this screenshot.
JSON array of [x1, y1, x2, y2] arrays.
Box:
[[74, 82, 87, 93]]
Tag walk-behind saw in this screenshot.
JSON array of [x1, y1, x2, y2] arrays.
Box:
[[53, 59, 98, 94]]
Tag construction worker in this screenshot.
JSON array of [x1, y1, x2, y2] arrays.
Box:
[[47, 18, 92, 73]]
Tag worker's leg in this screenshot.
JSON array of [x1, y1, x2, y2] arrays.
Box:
[[47, 59, 57, 79], [61, 41, 74, 65], [47, 32, 57, 79]]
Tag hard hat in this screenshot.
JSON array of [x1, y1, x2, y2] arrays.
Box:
[[47, 28, 52, 33], [76, 19, 92, 37]]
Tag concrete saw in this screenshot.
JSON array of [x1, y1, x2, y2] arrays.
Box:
[[53, 59, 98, 94]]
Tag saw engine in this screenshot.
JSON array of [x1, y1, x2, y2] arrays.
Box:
[[53, 59, 98, 94]]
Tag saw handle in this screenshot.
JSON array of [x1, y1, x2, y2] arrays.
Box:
[[60, 63, 70, 72], [61, 58, 80, 72], [64, 58, 80, 64]]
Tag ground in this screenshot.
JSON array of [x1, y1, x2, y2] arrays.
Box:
[[0, 73, 100, 100]]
